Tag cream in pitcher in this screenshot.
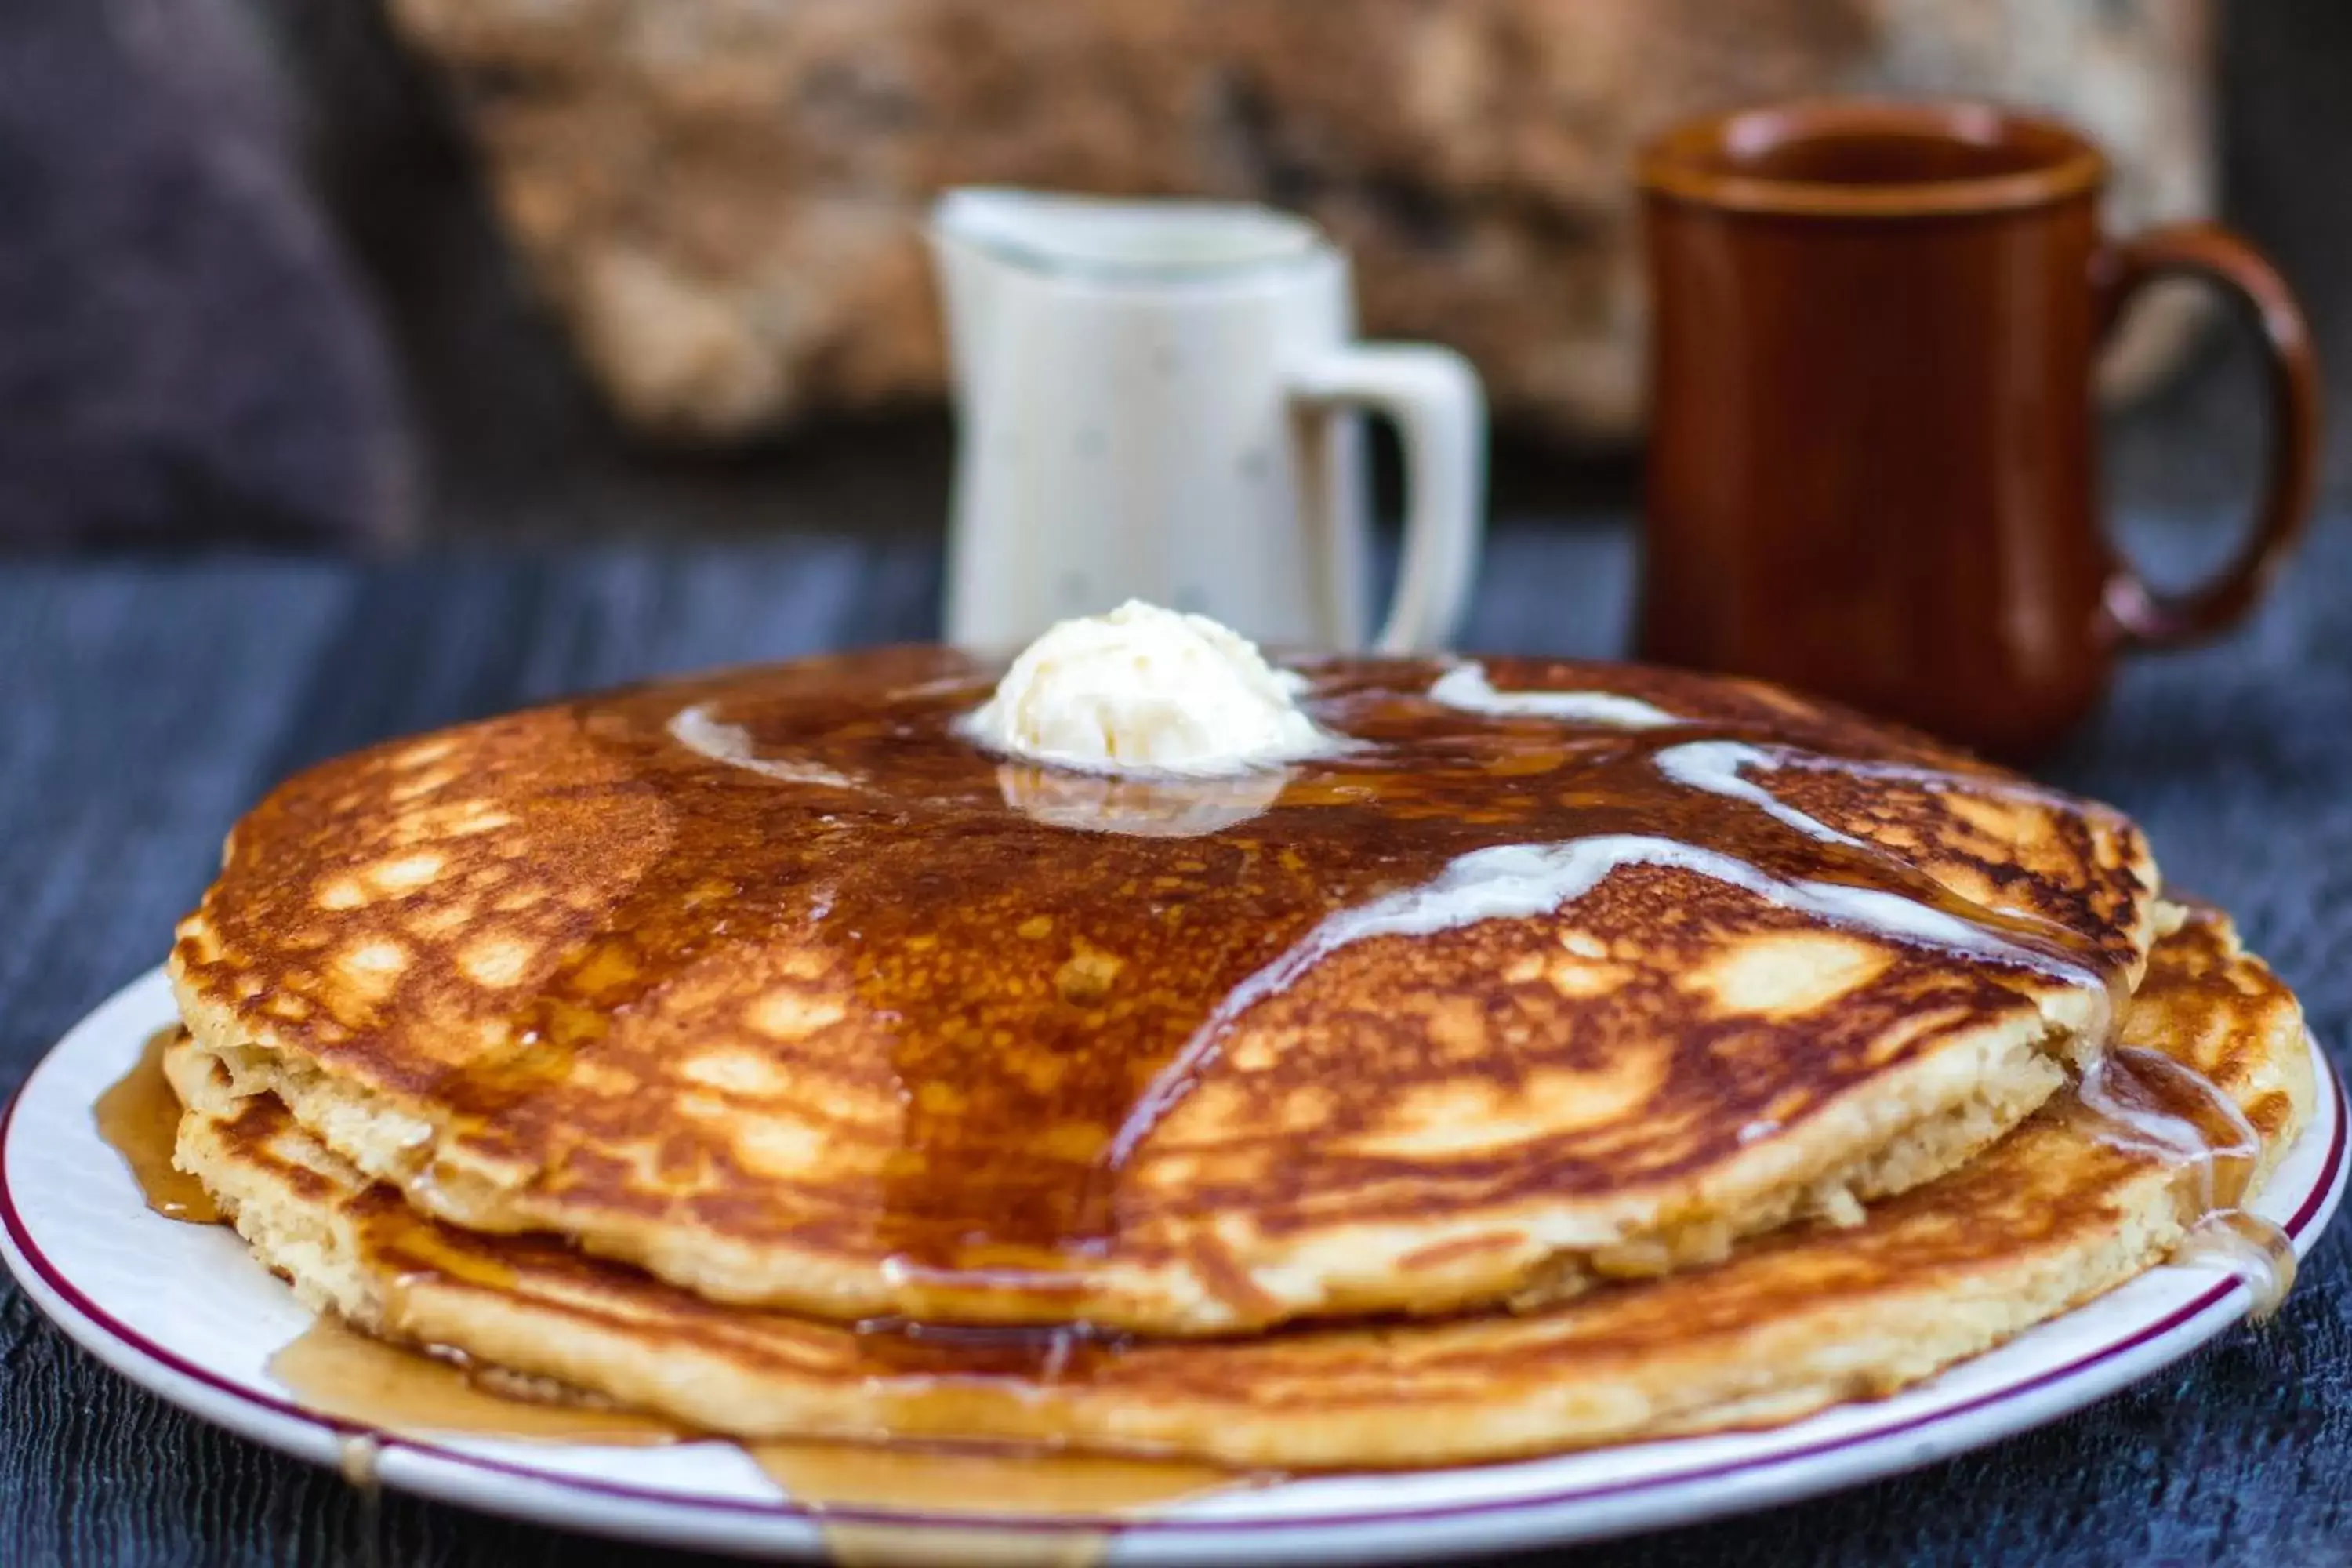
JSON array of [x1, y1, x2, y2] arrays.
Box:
[[930, 189, 1486, 653]]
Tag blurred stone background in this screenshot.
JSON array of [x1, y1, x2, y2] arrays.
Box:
[[0, 0, 2339, 546]]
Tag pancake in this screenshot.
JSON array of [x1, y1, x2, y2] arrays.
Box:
[[169, 650, 2160, 1334], [169, 905, 2312, 1469]]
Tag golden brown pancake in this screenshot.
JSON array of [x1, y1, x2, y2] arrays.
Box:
[[169, 650, 2159, 1334], [170, 905, 2311, 1469]]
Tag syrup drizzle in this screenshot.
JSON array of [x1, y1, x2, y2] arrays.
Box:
[[1425, 662, 1682, 728], [670, 702, 864, 790], [204, 648, 2140, 1305], [339, 1432, 384, 1568], [2075, 1045, 2296, 1318], [1100, 683, 2120, 1178], [1651, 739, 2118, 973], [860, 656, 2096, 1274], [1655, 740, 1872, 848], [151, 657, 2301, 1548], [93, 1027, 223, 1225], [2176, 1211, 2299, 1320], [1107, 831, 2112, 1170]]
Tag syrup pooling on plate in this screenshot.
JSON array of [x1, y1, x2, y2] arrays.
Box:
[[93, 1027, 222, 1225], [190, 648, 2147, 1321], [267, 1313, 1235, 1567], [2075, 1043, 2297, 1317], [269, 1316, 685, 1444], [751, 1442, 1247, 1568], [269, 1279, 1219, 1563]]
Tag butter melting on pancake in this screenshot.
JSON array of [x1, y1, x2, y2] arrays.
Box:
[[166, 906, 2312, 1469], [170, 648, 2158, 1334]]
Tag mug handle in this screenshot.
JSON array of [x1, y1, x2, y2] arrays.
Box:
[[1290, 345, 1487, 653], [2092, 223, 2323, 648]]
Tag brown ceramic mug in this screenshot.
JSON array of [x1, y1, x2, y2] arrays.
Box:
[[1637, 100, 2321, 759]]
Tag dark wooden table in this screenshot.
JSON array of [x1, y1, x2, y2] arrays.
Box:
[[5, 518, 2350, 1566]]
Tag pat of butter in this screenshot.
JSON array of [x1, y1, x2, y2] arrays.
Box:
[[962, 601, 1334, 776]]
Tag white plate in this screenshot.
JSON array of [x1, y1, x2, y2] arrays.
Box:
[[5, 969, 2345, 1564]]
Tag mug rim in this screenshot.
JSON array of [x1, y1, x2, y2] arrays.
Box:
[[1638, 99, 2107, 218]]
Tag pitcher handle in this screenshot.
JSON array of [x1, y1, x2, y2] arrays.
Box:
[[1291, 346, 1487, 653]]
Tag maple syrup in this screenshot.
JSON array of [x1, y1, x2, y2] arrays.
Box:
[[266, 1316, 1242, 1566], [339, 1432, 385, 1568], [164, 648, 2305, 1531], [2074, 1044, 2296, 1317], [183, 647, 2139, 1308], [267, 1317, 684, 1445], [749, 1441, 1243, 1568], [2176, 1210, 2299, 1320], [93, 1027, 221, 1225]]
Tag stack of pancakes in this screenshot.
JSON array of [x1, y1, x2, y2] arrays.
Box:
[[165, 650, 2314, 1468]]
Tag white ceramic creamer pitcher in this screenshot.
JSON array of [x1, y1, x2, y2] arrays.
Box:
[[931, 189, 1486, 653]]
